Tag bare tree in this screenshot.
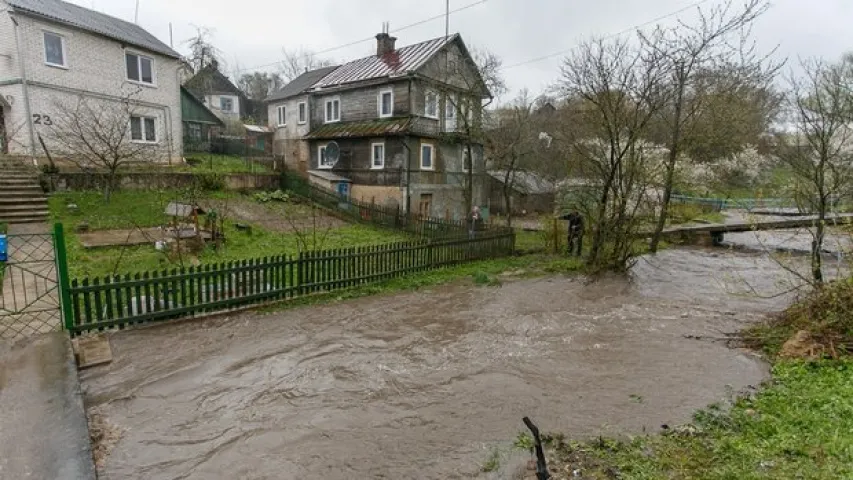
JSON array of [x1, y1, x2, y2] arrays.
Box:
[[431, 46, 505, 214], [776, 58, 853, 285], [47, 90, 164, 202], [280, 47, 334, 82], [184, 26, 222, 73], [484, 90, 543, 227], [644, 0, 779, 252], [556, 36, 668, 271]]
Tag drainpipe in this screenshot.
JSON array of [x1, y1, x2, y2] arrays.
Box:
[[11, 15, 37, 161]]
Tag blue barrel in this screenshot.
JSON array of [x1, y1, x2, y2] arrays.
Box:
[[0, 234, 7, 262]]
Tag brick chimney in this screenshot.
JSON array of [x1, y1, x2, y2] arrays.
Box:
[[376, 22, 396, 56]]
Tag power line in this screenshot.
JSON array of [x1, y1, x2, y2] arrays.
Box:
[[232, 0, 489, 74], [502, 0, 713, 70]]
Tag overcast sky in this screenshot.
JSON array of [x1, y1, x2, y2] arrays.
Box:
[[80, 0, 853, 101]]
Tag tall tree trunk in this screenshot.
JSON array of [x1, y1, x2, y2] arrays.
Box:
[[650, 78, 685, 253], [588, 152, 619, 266], [650, 154, 677, 252], [465, 143, 474, 214], [812, 160, 827, 285]]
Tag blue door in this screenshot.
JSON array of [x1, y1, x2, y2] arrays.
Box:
[[337, 182, 350, 197]]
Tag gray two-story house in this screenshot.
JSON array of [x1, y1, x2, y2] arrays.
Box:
[[267, 32, 490, 220]]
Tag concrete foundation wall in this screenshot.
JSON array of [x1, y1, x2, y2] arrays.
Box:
[[53, 172, 280, 191]]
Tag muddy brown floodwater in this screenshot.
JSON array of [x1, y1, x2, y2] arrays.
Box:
[[80, 248, 803, 480]]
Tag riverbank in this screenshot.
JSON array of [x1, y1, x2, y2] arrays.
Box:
[[505, 275, 853, 480]]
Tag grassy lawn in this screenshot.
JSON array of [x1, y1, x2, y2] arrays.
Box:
[[171, 153, 272, 174], [51, 190, 409, 279]]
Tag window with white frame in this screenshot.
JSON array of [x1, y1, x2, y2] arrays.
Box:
[[318, 145, 333, 168], [125, 52, 154, 85], [43, 32, 66, 67], [276, 105, 286, 126], [378, 89, 393, 118], [130, 115, 157, 142], [420, 143, 434, 170], [371, 142, 385, 169], [324, 97, 340, 123], [445, 94, 456, 119], [424, 90, 438, 118], [298, 102, 307, 124], [220, 97, 234, 112]]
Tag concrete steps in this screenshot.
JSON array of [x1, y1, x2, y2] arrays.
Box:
[[0, 156, 48, 225]]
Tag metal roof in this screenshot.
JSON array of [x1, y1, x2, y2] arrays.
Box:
[[267, 66, 338, 102], [309, 170, 351, 183], [244, 124, 273, 134], [7, 0, 180, 58], [305, 117, 413, 140], [312, 34, 457, 89]]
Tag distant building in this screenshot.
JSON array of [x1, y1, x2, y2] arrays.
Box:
[[488, 170, 556, 215], [184, 60, 249, 125], [180, 86, 224, 152]]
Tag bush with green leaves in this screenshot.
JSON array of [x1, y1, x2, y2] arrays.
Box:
[[253, 189, 291, 203]]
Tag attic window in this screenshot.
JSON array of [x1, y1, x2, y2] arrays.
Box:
[[126, 52, 154, 85], [220, 97, 234, 112]]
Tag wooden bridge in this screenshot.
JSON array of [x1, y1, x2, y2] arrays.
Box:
[[647, 213, 853, 244]]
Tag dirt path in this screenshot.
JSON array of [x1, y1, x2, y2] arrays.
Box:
[[80, 249, 790, 480]]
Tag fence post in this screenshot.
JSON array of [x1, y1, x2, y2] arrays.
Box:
[[54, 223, 75, 332]]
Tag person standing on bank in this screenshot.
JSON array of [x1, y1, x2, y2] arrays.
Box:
[[560, 210, 584, 256], [468, 206, 482, 239]]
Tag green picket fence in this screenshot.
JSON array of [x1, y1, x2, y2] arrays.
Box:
[[65, 231, 515, 334]]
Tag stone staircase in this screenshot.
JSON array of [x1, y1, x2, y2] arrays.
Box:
[[0, 156, 49, 225]]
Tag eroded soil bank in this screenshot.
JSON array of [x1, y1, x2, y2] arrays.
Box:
[[81, 248, 791, 479]]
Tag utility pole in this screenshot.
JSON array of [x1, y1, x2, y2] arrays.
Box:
[[134, 0, 140, 24]]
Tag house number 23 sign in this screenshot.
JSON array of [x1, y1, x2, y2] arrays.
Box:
[[32, 114, 53, 125]]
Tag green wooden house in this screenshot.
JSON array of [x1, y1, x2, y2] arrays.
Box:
[[181, 86, 224, 153]]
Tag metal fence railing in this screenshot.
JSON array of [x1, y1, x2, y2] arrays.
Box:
[[65, 231, 515, 334], [283, 174, 509, 240]]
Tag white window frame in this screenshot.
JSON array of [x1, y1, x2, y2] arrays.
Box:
[[297, 101, 307, 124], [445, 93, 456, 120], [42, 31, 67, 68], [378, 89, 394, 118], [125, 51, 155, 86], [420, 143, 435, 170], [371, 142, 385, 170], [324, 97, 341, 123], [318, 145, 332, 169], [424, 90, 439, 119], [130, 115, 157, 144], [220, 96, 234, 113], [276, 105, 286, 127]]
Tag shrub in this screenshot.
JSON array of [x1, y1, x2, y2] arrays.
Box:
[[196, 174, 226, 191], [253, 189, 290, 203]]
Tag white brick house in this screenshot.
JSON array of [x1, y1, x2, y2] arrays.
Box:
[[0, 0, 183, 162]]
